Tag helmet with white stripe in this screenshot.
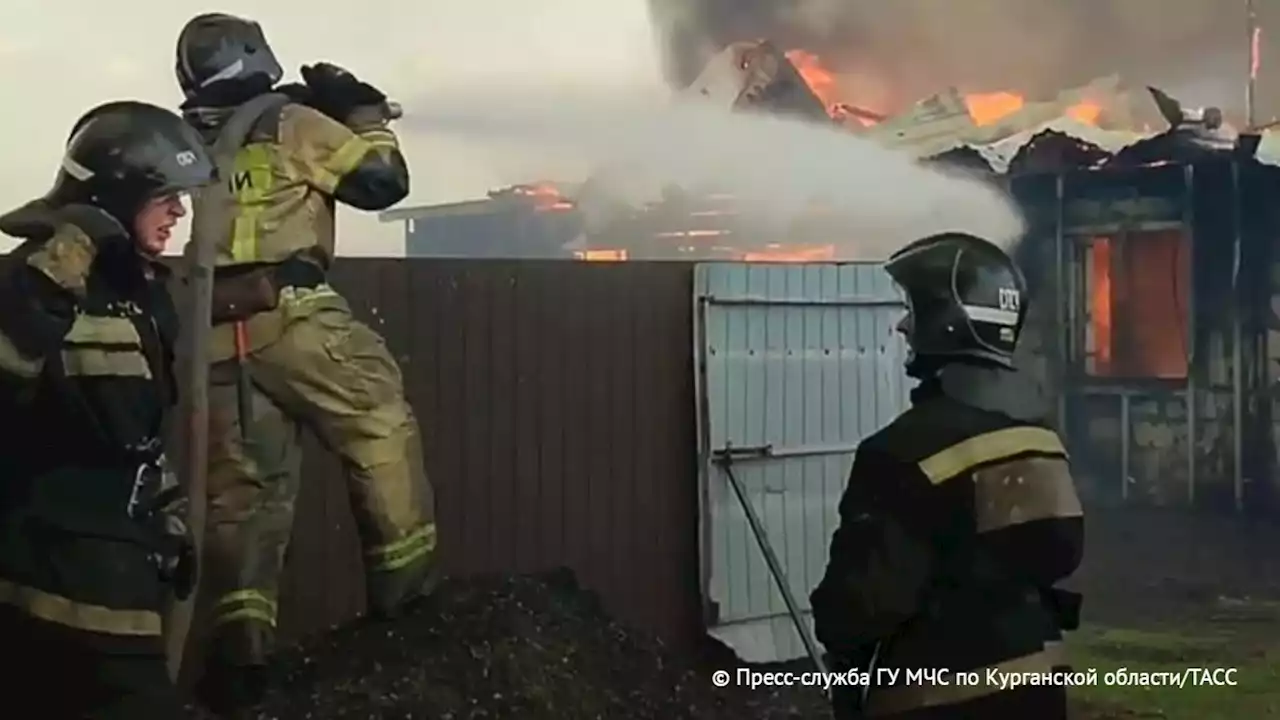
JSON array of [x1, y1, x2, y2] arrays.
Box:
[[884, 232, 1028, 377], [175, 13, 283, 101]]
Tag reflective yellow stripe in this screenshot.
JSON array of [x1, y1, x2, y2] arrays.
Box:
[[61, 347, 151, 378], [0, 328, 42, 378], [325, 135, 374, 181], [867, 643, 1066, 716], [0, 577, 162, 635], [64, 315, 140, 344], [359, 128, 398, 149], [211, 589, 278, 628], [216, 607, 278, 626], [278, 283, 341, 308], [230, 143, 274, 263], [366, 523, 436, 573], [917, 427, 1067, 485]]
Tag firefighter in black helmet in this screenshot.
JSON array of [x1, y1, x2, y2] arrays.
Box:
[[175, 12, 436, 716], [175, 12, 285, 114], [810, 232, 1085, 719], [0, 100, 214, 718]]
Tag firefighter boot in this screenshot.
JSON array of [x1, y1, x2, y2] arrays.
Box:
[[194, 662, 269, 717], [369, 560, 443, 621]]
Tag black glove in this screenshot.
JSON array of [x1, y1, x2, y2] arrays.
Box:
[[275, 81, 313, 106], [151, 509, 195, 599], [299, 62, 388, 124], [128, 459, 198, 601], [155, 507, 197, 601]]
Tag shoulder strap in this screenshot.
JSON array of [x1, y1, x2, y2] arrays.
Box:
[[186, 93, 290, 266], [211, 92, 290, 178]]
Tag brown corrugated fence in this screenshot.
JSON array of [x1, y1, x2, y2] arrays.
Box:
[[190, 259, 704, 658]]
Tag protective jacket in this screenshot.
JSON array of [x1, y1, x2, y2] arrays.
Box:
[[204, 100, 406, 269], [811, 363, 1084, 718], [184, 96, 408, 361], [0, 205, 180, 650]]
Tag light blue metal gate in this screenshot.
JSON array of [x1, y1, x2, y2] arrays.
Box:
[[693, 262, 911, 663]]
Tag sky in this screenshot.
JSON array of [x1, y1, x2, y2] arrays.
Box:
[[0, 0, 667, 255]]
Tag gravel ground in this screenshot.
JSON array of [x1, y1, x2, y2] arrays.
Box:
[[185, 506, 1280, 719], [184, 568, 829, 720]]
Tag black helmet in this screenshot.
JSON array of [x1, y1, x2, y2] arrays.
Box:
[[884, 232, 1028, 376], [175, 13, 283, 99], [45, 100, 217, 227]]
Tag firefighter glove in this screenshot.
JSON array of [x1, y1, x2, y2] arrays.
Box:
[[299, 62, 388, 124], [156, 511, 197, 601], [275, 81, 313, 105], [128, 459, 197, 600]]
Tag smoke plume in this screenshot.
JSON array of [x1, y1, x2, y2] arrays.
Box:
[[651, 0, 1275, 120]]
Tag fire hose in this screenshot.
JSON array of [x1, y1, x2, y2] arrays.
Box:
[[233, 321, 251, 440], [712, 449, 830, 678]]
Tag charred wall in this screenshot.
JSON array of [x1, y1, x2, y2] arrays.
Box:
[[1009, 160, 1280, 513], [168, 259, 703, 671]]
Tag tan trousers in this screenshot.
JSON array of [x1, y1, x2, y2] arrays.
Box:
[[201, 285, 436, 666]]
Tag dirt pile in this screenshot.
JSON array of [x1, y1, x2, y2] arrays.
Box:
[[185, 569, 830, 719]]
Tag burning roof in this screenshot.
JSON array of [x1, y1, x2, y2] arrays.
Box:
[[683, 40, 832, 122], [779, 49, 1280, 173], [859, 76, 1121, 159]]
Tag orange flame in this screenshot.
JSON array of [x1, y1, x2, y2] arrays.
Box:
[[964, 91, 1025, 125], [742, 244, 837, 262], [784, 49, 839, 112], [784, 49, 1105, 128], [1065, 100, 1103, 124], [508, 182, 574, 211], [1089, 239, 1113, 372], [575, 249, 628, 261], [965, 92, 1103, 126]]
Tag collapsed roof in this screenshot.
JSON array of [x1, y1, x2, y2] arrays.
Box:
[[904, 84, 1272, 174], [572, 43, 1277, 226]]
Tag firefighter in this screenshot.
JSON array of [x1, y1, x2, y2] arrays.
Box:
[[173, 12, 437, 712], [0, 100, 212, 718], [810, 232, 1085, 720]]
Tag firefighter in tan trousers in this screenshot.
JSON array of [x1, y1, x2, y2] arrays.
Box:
[[174, 13, 436, 713]]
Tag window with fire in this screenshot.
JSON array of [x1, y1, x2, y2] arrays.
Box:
[[1076, 229, 1190, 379]]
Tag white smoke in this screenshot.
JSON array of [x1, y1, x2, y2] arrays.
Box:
[[405, 82, 1025, 258]]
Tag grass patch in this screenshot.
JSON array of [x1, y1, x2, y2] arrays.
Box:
[[1068, 616, 1280, 719]]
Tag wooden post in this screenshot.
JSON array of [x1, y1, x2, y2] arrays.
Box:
[[164, 218, 213, 681], [1247, 0, 1258, 128]]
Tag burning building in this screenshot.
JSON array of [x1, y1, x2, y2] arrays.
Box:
[[378, 41, 1280, 512], [384, 182, 582, 259], [564, 42, 1147, 263], [554, 45, 1280, 516], [1006, 149, 1280, 514], [963, 93, 1280, 514]]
